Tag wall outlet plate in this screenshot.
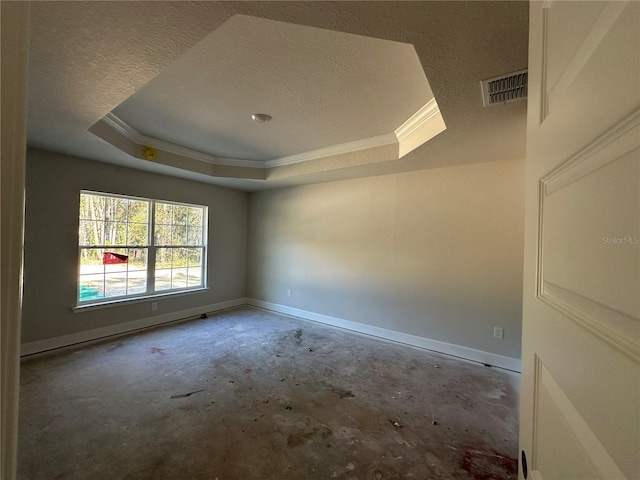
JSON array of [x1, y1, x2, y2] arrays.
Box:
[[493, 327, 504, 339]]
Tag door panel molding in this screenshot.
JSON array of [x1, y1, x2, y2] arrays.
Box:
[[537, 109, 640, 361], [532, 356, 625, 479], [542, 110, 640, 195], [541, 282, 639, 361], [540, 1, 629, 123]]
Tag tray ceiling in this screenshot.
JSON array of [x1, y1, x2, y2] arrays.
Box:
[[91, 15, 445, 177], [27, 1, 528, 191]]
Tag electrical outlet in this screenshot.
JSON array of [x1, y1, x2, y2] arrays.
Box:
[[493, 327, 504, 339], [151, 302, 157, 311], [287, 289, 292, 298]]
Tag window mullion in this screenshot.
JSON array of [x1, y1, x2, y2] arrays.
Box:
[[148, 201, 156, 294]]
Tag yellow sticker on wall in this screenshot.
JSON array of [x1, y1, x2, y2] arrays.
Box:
[[143, 146, 158, 161]]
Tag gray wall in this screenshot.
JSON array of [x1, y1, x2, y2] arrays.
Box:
[[247, 158, 525, 359], [22, 149, 248, 343], [23, 148, 525, 361]]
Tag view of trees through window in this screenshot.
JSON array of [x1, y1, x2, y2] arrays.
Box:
[[78, 191, 206, 303]]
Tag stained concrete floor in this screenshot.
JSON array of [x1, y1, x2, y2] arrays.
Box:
[[18, 307, 519, 480]]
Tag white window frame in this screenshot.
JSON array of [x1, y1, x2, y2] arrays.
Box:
[[77, 190, 208, 307]]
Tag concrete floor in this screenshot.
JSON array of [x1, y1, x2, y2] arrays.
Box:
[[18, 307, 519, 479]]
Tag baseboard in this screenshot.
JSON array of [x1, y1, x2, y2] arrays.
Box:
[[21, 298, 246, 357], [22, 297, 522, 372], [246, 299, 521, 372]]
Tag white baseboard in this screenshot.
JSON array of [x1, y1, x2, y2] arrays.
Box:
[[21, 298, 246, 357], [246, 299, 521, 372], [22, 297, 522, 372]]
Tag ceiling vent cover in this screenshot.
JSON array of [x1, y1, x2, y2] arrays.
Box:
[[481, 69, 528, 107]]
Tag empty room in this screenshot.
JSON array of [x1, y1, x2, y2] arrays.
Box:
[[2, 1, 638, 479]]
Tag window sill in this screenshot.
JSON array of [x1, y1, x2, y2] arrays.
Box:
[[72, 288, 209, 313]]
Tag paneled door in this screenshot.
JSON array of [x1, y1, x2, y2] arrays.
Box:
[[520, 1, 639, 479]]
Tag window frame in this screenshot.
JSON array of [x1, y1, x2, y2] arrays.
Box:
[[77, 190, 208, 307]]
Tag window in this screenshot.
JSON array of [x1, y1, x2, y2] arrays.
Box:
[[78, 191, 207, 305]]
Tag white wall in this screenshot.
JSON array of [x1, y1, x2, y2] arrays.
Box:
[[247, 158, 525, 361], [22, 149, 249, 346]]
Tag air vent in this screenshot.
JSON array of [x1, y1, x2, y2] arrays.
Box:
[[481, 69, 528, 107]]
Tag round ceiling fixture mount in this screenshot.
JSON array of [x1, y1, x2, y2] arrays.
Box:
[[251, 113, 272, 123]]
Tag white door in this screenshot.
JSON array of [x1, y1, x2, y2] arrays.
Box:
[[520, 1, 639, 479]]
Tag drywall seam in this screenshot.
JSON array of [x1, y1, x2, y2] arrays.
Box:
[[246, 299, 522, 372], [20, 298, 246, 357]]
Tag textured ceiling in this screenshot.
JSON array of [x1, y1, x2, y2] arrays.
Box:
[[111, 15, 433, 162], [27, 1, 529, 191]]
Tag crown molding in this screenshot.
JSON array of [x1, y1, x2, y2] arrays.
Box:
[[102, 112, 138, 140], [99, 101, 443, 175], [394, 98, 440, 142], [265, 132, 398, 168], [102, 112, 399, 170], [102, 113, 264, 169]]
